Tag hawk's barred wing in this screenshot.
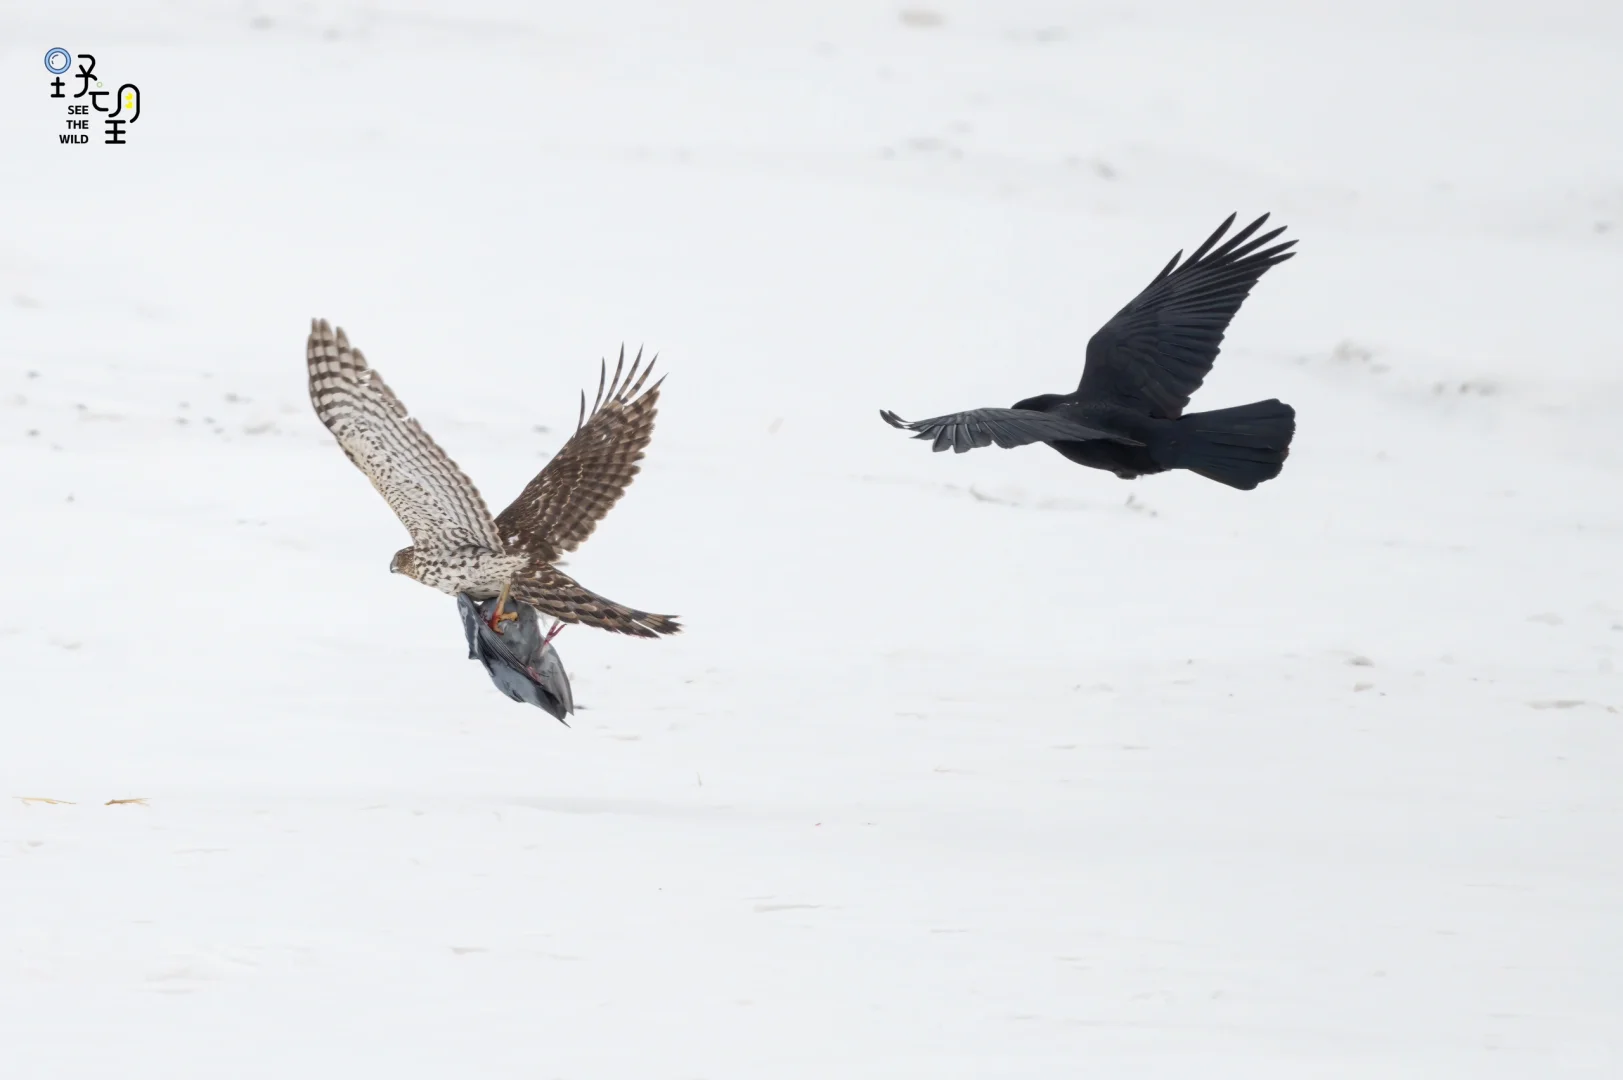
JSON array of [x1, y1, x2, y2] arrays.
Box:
[[879, 408, 1141, 454], [511, 563, 681, 639], [494, 347, 663, 564], [307, 318, 504, 555], [1077, 213, 1296, 419]]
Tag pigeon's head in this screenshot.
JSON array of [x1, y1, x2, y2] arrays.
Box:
[[1011, 393, 1063, 413], [389, 546, 420, 579]]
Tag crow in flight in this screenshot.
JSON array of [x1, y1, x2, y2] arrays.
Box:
[[881, 213, 1297, 491]]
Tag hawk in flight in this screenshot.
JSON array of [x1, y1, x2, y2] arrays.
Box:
[[882, 212, 1297, 491], [307, 318, 680, 640]]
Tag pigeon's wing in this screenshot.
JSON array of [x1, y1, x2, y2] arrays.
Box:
[[457, 594, 484, 659], [1077, 213, 1296, 419], [493, 348, 662, 565], [459, 594, 574, 723], [307, 318, 504, 555], [879, 408, 1141, 454]]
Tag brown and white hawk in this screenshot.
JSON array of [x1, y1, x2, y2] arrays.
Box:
[[306, 317, 680, 639]]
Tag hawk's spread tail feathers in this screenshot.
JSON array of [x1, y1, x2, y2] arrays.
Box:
[[511, 563, 681, 639]]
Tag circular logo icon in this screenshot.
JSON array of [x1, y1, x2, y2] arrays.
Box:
[[44, 48, 72, 74]]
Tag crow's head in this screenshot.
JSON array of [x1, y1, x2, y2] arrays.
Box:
[[1011, 393, 1063, 413]]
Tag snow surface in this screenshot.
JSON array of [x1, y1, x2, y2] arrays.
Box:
[[3, 1, 1622, 1076]]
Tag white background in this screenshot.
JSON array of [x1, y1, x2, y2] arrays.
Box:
[[2, 1, 1620, 1076]]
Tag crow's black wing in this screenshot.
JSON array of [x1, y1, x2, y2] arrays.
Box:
[[1077, 213, 1295, 419], [879, 408, 1141, 454]]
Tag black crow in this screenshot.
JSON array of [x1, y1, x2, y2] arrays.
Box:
[[881, 213, 1297, 491]]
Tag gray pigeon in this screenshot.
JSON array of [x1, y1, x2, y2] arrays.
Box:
[[457, 593, 576, 724]]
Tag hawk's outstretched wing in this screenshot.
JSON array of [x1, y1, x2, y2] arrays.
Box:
[[307, 318, 503, 555], [1077, 213, 1296, 419], [879, 408, 1140, 454], [494, 347, 663, 565], [511, 563, 681, 638]]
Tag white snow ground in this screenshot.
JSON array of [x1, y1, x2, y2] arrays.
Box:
[[3, 1, 1622, 1075]]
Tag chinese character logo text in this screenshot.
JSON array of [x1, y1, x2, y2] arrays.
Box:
[[46, 48, 141, 146]]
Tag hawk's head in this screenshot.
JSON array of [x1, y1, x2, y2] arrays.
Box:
[[389, 547, 420, 579]]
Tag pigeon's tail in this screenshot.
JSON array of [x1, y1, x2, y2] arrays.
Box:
[[1172, 399, 1295, 491]]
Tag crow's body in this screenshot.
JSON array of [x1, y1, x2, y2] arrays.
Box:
[[881, 213, 1298, 491]]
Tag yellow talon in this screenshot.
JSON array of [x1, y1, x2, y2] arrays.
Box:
[[487, 582, 519, 634]]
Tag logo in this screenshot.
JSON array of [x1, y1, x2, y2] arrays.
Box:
[[45, 49, 141, 146]]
